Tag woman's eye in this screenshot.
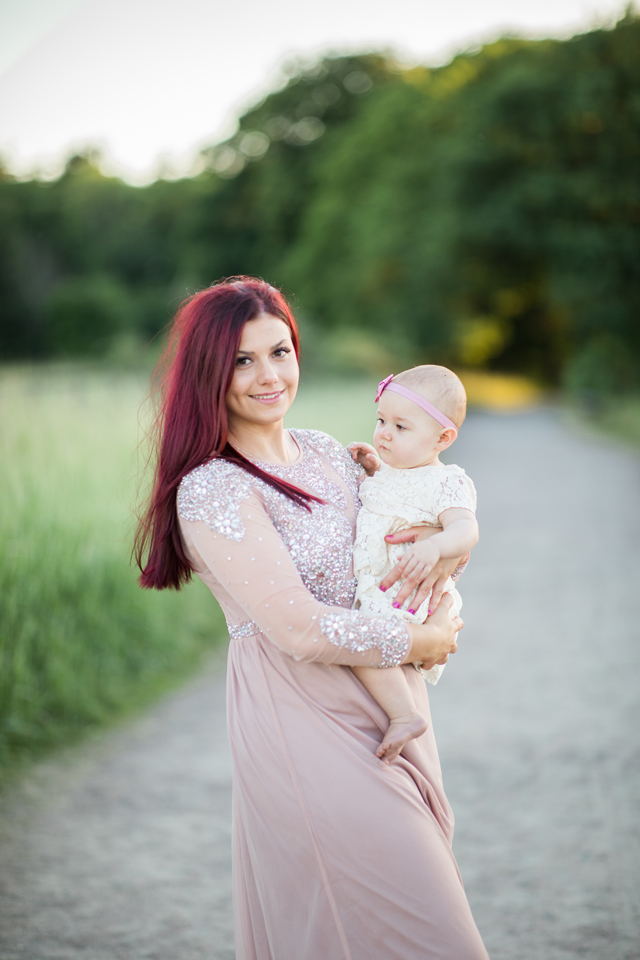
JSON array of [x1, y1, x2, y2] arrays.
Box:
[[273, 347, 291, 358], [236, 357, 251, 366]]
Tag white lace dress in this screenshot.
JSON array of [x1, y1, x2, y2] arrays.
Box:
[[353, 461, 477, 685]]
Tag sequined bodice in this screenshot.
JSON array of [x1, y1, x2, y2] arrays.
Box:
[[177, 430, 410, 669], [177, 430, 362, 608]]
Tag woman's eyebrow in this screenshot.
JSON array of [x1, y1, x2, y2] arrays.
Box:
[[237, 339, 288, 356]]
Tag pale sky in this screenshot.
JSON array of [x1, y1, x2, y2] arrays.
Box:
[[0, 0, 627, 183]]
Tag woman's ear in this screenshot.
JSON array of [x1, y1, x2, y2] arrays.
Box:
[[436, 428, 457, 451]]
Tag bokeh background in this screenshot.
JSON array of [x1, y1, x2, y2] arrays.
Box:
[[1, 0, 639, 767], [2, 5, 640, 958]]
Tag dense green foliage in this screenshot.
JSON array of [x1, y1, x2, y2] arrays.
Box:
[[0, 368, 225, 769], [1, 14, 639, 389]]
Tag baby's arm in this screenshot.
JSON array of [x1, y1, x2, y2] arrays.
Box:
[[352, 664, 427, 763], [392, 508, 478, 599], [347, 442, 380, 477]]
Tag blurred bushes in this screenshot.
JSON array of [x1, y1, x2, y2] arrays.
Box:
[[1, 16, 639, 392], [47, 275, 132, 355]]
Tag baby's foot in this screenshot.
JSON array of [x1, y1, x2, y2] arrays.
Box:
[[376, 711, 428, 763]]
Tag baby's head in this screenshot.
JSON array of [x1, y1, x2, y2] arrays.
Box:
[[374, 365, 467, 469]]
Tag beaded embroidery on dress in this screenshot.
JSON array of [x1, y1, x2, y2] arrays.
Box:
[[177, 459, 253, 542], [177, 430, 408, 666], [178, 430, 362, 607]]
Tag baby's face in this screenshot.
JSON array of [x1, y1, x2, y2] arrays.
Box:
[[373, 392, 452, 469]]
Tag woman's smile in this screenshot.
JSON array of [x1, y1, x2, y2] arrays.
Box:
[[250, 389, 286, 404]]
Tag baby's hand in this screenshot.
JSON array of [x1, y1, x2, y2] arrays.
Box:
[[347, 442, 381, 476], [392, 539, 442, 604]]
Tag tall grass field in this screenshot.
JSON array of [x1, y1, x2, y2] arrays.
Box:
[[0, 366, 225, 772]]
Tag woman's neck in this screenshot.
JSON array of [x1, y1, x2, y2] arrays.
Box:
[[227, 419, 299, 465]]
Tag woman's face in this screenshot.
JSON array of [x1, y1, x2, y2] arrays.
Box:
[[225, 314, 299, 431]]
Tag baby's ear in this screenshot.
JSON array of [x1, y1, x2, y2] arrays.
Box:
[[436, 427, 457, 450]]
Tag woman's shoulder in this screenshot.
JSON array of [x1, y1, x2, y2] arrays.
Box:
[[177, 458, 255, 541], [290, 428, 343, 455], [178, 456, 249, 495]]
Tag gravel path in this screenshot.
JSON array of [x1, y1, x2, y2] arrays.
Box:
[[1, 409, 639, 959]]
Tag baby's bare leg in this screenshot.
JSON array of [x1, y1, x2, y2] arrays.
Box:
[[352, 665, 428, 762]]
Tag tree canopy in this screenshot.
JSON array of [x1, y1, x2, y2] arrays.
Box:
[[1, 14, 639, 390]]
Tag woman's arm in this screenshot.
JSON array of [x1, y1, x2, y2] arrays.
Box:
[[179, 487, 415, 669]]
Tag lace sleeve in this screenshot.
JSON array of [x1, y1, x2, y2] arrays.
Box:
[[435, 468, 477, 518], [178, 480, 410, 669]]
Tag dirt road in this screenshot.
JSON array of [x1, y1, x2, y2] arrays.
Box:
[[1, 409, 639, 959]]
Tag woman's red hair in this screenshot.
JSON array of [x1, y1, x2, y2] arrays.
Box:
[[134, 277, 322, 590]]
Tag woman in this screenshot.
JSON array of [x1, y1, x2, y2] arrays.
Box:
[[136, 278, 488, 960]]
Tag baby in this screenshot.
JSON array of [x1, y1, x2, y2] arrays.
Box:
[[348, 365, 478, 762]]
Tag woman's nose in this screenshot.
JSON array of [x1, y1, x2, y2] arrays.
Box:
[[256, 360, 278, 383]]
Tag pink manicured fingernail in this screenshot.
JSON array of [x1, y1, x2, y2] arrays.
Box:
[[392, 602, 400, 609], [379, 585, 387, 592], [427, 609, 433, 615], [408, 609, 416, 615]]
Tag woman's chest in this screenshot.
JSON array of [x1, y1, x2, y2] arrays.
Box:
[[259, 454, 358, 607]]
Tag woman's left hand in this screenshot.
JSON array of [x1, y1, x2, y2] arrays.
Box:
[[403, 594, 463, 667], [380, 526, 469, 614]]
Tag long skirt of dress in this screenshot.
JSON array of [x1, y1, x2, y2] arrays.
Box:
[[227, 633, 489, 960]]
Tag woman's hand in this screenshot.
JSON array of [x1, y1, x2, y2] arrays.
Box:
[[381, 525, 469, 613], [403, 594, 462, 669]]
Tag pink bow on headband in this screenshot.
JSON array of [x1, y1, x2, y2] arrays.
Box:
[[375, 374, 458, 434], [375, 374, 394, 402]]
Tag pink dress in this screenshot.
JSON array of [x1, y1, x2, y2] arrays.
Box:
[[177, 429, 488, 960]]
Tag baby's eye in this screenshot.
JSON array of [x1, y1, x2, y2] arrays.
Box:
[[396, 424, 406, 431], [376, 417, 385, 425]]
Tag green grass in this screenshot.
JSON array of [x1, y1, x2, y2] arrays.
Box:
[[0, 365, 225, 773]]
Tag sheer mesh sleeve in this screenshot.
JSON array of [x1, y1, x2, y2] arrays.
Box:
[[178, 487, 410, 668]]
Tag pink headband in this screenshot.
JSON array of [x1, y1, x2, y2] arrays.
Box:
[[376, 374, 458, 434]]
